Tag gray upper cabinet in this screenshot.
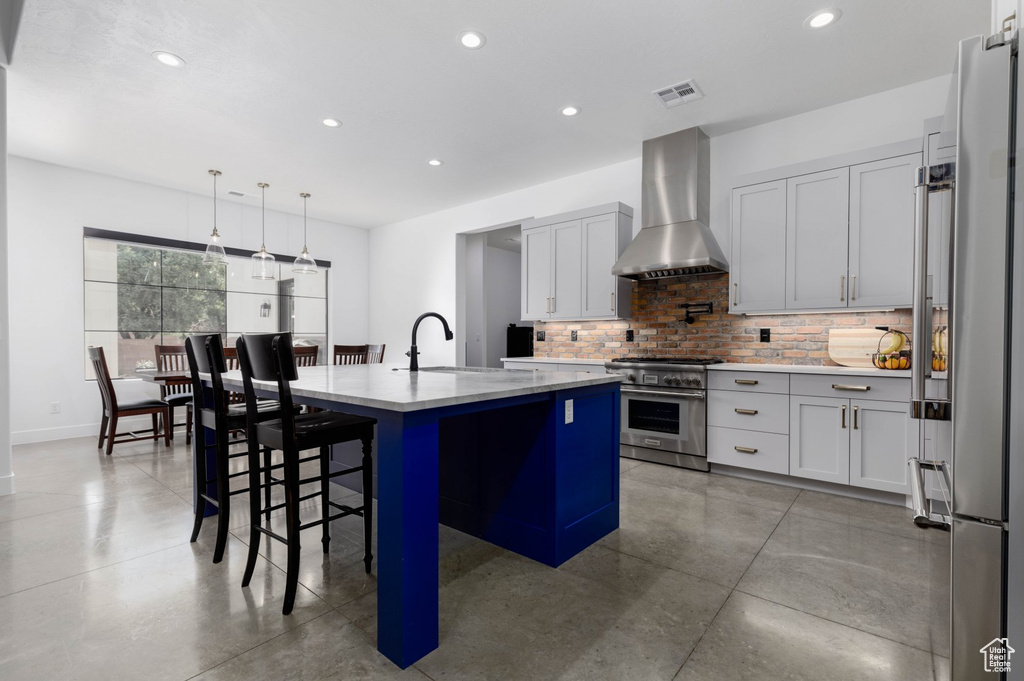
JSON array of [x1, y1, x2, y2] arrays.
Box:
[[731, 143, 922, 314], [550, 220, 582, 319], [786, 168, 850, 310], [521, 203, 633, 321], [522, 226, 552, 319], [848, 153, 922, 308], [730, 180, 787, 312]]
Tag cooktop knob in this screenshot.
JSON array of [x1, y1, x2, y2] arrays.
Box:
[[626, 374, 636, 382]]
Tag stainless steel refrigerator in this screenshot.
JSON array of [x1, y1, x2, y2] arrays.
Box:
[[909, 31, 1024, 680]]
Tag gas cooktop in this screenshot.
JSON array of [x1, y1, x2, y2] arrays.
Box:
[[609, 356, 725, 366]]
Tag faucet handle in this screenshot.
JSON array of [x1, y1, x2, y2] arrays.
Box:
[[405, 350, 420, 357]]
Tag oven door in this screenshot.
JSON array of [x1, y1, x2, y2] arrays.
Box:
[[620, 387, 706, 458]]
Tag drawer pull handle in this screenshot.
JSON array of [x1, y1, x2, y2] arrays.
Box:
[[734, 446, 758, 454], [735, 379, 759, 385], [735, 408, 759, 415], [832, 384, 870, 392]]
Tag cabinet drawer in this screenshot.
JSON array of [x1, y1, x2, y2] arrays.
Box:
[[789, 374, 909, 402], [708, 427, 789, 475], [708, 391, 789, 434], [707, 371, 789, 394], [558, 363, 605, 374]]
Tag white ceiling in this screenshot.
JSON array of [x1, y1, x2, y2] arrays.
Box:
[[7, 0, 988, 228]]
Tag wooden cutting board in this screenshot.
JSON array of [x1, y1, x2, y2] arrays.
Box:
[[827, 328, 888, 368]]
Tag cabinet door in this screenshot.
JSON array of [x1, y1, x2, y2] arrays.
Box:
[[786, 168, 850, 310], [790, 395, 850, 484], [550, 219, 582, 319], [521, 226, 551, 320], [581, 213, 617, 318], [849, 399, 918, 494], [730, 180, 787, 312], [848, 153, 921, 308]]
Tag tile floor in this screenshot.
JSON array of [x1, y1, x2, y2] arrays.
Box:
[[0, 436, 950, 680]]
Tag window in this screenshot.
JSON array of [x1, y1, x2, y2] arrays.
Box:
[[84, 231, 329, 378]]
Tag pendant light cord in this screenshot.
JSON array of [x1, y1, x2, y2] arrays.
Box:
[[258, 182, 269, 247], [301, 192, 310, 248]]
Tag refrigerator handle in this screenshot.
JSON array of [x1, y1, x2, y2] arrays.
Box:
[[910, 167, 933, 417], [910, 163, 954, 421]]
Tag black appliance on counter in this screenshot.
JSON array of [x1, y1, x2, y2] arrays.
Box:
[[506, 324, 534, 358]]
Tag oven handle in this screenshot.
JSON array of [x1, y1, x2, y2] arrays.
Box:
[[621, 388, 705, 400]]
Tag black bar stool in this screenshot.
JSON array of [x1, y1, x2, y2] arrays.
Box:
[[185, 334, 288, 563], [236, 332, 376, 615]]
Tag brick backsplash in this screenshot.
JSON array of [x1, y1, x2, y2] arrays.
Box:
[[533, 273, 913, 366]]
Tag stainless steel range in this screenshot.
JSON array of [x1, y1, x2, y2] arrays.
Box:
[[604, 356, 723, 471]]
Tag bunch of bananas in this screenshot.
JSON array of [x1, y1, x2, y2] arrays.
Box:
[[873, 330, 910, 369], [932, 326, 948, 371]]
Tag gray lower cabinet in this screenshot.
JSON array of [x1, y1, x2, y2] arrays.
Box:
[[790, 395, 851, 485], [708, 373, 790, 475], [789, 391, 917, 493]]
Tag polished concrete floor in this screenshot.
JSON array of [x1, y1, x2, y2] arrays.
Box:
[[0, 434, 950, 680]]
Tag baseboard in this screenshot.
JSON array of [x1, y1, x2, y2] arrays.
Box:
[[12, 416, 155, 445], [710, 463, 910, 507], [0, 472, 13, 496]]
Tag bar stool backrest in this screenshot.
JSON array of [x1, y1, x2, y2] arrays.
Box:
[[237, 333, 299, 437], [185, 334, 228, 415]]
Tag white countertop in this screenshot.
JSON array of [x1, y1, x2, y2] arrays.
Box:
[[216, 363, 621, 413], [500, 357, 609, 365]]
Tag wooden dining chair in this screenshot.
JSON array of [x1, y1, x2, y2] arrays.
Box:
[[155, 345, 194, 444], [366, 344, 386, 364], [333, 344, 368, 365], [88, 346, 170, 456], [293, 345, 319, 367], [223, 346, 245, 405]]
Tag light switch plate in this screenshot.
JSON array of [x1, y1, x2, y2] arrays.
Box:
[[565, 399, 574, 424]]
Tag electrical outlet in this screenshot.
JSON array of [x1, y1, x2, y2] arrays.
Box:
[[565, 399, 574, 424], [759, 328, 771, 343], [50, 402, 61, 414], [571, 330, 578, 341], [626, 329, 634, 342], [536, 330, 545, 342]]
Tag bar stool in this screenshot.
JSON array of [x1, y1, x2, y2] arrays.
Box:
[[236, 333, 376, 615], [185, 334, 288, 563]]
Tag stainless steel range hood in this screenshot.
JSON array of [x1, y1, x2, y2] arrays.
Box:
[[612, 127, 728, 280]]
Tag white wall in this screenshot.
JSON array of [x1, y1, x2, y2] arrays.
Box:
[[0, 67, 11, 494], [9, 156, 369, 444], [484, 246, 520, 368], [464, 234, 485, 367], [369, 159, 642, 367], [369, 76, 951, 364]]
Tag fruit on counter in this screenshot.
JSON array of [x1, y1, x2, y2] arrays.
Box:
[[880, 330, 906, 355], [932, 355, 948, 371]]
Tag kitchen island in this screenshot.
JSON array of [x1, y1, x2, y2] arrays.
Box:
[[202, 364, 622, 668]]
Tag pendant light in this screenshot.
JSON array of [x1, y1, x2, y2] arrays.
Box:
[[251, 182, 276, 280], [292, 192, 317, 274], [202, 169, 227, 265]]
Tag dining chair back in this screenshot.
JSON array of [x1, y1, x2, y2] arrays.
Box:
[[293, 344, 318, 367], [88, 346, 170, 455], [154, 344, 194, 443], [333, 344, 368, 365], [366, 344, 386, 364]]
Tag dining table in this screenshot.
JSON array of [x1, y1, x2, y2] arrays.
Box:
[[196, 363, 622, 668]]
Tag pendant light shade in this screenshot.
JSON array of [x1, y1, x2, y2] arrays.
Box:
[[251, 182, 276, 280], [292, 192, 317, 274], [203, 169, 228, 265]]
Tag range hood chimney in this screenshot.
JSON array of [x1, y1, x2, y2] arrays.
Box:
[[612, 127, 728, 280]]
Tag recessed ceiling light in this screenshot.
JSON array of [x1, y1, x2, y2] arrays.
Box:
[[804, 8, 841, 29], [561, 106, 581, 117], [459, 31, 486, 49], [322, 118, 342, 128], [428, 159, 444, 166], [151, 51, 185, 67]]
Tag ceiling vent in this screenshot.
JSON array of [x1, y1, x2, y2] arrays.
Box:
[[654, 80, 703, 108], [227, 190, 246, 197]]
